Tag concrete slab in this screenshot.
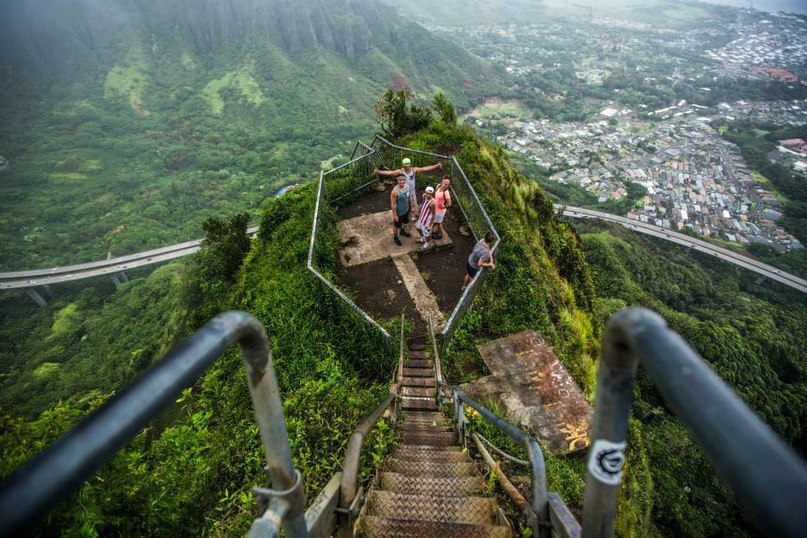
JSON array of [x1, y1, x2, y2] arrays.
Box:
[[337, 211, 453, 267], [392, 254, 446, 331], [463, 331, 592, 453]]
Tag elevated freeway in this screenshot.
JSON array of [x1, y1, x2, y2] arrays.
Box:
[[0, 226, 258, 291], [556, 205, 807, 294]]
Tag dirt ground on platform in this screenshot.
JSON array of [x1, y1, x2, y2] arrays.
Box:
[[335, 183, 478, 336]]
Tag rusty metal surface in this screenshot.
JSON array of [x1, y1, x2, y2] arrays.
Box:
[[472, 331, 592, 453], [381, 473, 485, 495], [359, 516, 512, 538], [367, 491, 498, 525]]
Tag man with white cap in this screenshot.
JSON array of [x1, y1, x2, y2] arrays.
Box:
[[374, 158, 443, 218]]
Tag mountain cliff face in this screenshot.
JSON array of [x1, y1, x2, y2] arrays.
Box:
[[0, 0, 499, 99]]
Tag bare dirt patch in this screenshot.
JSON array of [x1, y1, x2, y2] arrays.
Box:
[[335, 183, 480, 337]]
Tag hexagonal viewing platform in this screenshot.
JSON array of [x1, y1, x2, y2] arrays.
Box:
[[308, 136, 499, 342]]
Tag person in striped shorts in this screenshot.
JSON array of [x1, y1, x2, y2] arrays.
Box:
[[415, 186, 437, 251]]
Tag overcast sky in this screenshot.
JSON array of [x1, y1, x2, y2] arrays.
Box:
[[698, 0, 807, 14]]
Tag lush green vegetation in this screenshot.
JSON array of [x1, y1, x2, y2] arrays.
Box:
[[578, 220, 806, 537], [1, 179, 395, 535], [0, 0, 503, 270]]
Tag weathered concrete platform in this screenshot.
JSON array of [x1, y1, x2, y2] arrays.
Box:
[[337, 211, 453, 267], [462, 331, 592, 453]]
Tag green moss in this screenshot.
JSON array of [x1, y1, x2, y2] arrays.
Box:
[[50, 303, 82, 339], [33, 362, 62, 379]]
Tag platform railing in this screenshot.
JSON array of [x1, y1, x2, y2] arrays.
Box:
[[0, 312, 308, 538], [369, 136, 500, 354], [583, 307, 807, 538]]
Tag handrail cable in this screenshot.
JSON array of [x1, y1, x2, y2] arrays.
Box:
[[583, 308, 807, 538], [0, 311, 307, 538]]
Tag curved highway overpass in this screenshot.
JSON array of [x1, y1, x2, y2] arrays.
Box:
[[0, 226, 258, 290], [2, 210, 806, 295], [556, 205, 807, 294]]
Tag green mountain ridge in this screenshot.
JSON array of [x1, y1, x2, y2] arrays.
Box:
[[0, 0, 503, 270]]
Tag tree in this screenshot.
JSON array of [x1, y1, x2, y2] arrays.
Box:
[[433, 92, 457, 127], [372, 88, 432, 139]]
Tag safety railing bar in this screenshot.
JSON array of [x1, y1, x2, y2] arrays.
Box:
[[0, 311, 307, 538], [324, 150, 377, 175], [450, 155, 500, 241], [428, 316, 443, 386], [583, 308, 807, 538], [306, 264, 392, 344], [397, 314, 406, 385], [308, 169, 327, 270], [329, 178, 382, 205], [338, 392, 396, 516], [441, 382, 549, 534], [373, 135, 451, 159], [476, 432, 530, 467]]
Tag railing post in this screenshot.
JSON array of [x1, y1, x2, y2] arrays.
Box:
[[582, 311, 639, 537], [243, 323, 308, 537]]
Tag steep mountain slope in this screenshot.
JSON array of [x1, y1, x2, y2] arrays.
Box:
[[0, 0, 503, 269]]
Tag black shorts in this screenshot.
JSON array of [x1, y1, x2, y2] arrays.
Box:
[[394, 212, 409, 228], [466, 262, 479, 278]]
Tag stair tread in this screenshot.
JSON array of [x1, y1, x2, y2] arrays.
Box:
[[393, 448, 471, 462], [402, 367, 434, 377], [408, 350, 429, 359], [402, 386, 436, 397], [359, 515, 511, 538], [406, 359, 434, 368], [367, 490, 499, 525], [388, 459, 479, 476], [380, 472, 485, 494], [401, 377, 436, 387]]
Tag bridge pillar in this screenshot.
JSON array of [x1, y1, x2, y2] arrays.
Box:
[[110, 272, 129, 287], [755, 276, 765, 285], [24, 288, 47, 307]]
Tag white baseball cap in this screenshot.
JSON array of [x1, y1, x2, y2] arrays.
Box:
[[425, 186, 435, 194]]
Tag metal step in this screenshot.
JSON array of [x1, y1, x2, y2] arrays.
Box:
[[407, 359, 434, 368], [366, 491, 499, 525], [387, 459, 479, 476], [400, 430, 457, 446], [408, 343, 426, 351], [402, 367, 434, 377], [392, 448, 471, 462], [396, 443, 462, 453], [401, 397, 438, 411], [401, 377, 436, 387], [403, 411, 447, 422], [408, 350, 429, 359], [380, 472, 485, 495], [402, 386, 436, 398], [358, 515, 512, 537]]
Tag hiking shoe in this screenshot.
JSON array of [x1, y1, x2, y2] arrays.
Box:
[[432, 232, 443, 240], [416, 238, 425, 244], [400, 230, 411, 237], [421, 242, 434, 251], [393, 235, 402, 246]]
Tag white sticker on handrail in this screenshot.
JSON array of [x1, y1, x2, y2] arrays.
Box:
[[587, 439, 627, 486]]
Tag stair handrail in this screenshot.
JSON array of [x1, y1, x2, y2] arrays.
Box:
[[584, 308, 807, 538], [428, 317, 549, 537], [0, 311, 308, 538], [335, 314, 405, 538]]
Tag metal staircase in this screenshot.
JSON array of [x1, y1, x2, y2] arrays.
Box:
[[356, 339, 511, 537], [2, 309, 806, 538]]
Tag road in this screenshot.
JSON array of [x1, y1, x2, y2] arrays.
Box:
[[556, 205, 807, 294], [0, 227, 259, 290]]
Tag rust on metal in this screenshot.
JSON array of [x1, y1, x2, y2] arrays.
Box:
[[470, 331, 592, 452]]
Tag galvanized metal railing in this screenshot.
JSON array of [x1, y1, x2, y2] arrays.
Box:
[[308, 156, 393, 359], [0, 312, 308, 538], [334, 314, 405, 538], [428, 318, 555, 538], [310, 136, 500, 361], [583, 308, 807, 538]]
